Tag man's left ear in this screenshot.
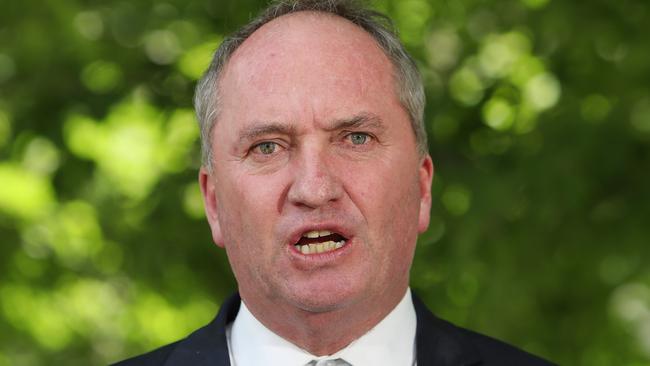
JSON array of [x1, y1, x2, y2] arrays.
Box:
[[418, 154, 434, 233]]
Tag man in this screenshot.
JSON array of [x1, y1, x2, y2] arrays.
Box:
[[115, 0, 553, 365]]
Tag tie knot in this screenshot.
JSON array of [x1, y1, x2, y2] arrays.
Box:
[[306, 358, 352, 366]]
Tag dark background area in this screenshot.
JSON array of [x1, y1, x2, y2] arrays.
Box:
[[0, 0, 649, 364]]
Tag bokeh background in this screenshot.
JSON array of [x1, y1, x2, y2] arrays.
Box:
[[1, 0, 649, 364]]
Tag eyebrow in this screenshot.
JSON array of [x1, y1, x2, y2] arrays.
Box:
[[326, 113, 386, 132], [237, 112, 385, 143], [238, 122, 297, 144]]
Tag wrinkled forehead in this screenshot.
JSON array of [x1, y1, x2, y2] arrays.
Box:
[[219, 11, 396, 96]]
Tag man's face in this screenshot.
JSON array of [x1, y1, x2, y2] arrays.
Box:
[[200, 12, 433, 315]]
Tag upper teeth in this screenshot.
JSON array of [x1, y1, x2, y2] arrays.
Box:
[[296, 240, 346, 254], [303, 230, 333, 238], [297, 230, 347, 254]]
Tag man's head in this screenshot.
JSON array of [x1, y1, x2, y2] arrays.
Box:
[[195, 0, 428, 170], [197, 0, 433, 347]]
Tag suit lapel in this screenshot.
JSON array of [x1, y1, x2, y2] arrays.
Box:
[[164, 293, 241, 366], [413, 294, 482, 366]]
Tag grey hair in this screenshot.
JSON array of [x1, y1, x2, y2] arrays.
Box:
[[194, 0, 427, 170]]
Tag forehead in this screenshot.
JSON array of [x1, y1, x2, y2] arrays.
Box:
[[217, 12, 401, 121], [229, 11, 392, 72]]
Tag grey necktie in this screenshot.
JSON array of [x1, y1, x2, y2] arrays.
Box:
[[305, 358, 352, 366]]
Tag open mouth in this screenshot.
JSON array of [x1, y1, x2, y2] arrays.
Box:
[[294, 230, 348, 255]]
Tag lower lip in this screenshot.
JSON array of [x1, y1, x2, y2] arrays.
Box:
[[288, 239, 353, 266]]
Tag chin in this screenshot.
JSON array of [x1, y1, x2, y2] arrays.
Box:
[[283, 279, 367, 314]]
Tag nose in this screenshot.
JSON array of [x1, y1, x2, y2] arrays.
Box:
[[287, 147, 343, 209]]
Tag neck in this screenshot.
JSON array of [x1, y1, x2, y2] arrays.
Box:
[[240, 285, 408, 356]]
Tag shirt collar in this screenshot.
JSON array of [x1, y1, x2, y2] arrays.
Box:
[[229, 288, 417, 366]]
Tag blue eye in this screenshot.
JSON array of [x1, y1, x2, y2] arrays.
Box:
[[348, 133, 369, 145], [255, 141, 277, 154]]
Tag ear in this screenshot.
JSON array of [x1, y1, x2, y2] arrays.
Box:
[[199, 167, 225, 248], [417, 154, 434, 233]]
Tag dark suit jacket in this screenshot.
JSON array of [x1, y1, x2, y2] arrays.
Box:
[[113, 293, 554, 366]]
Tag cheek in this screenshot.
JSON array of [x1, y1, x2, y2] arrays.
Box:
[[222, 168, 282, 214], [349, 156, 421, 255], [217, 172, 287, 284], [216, 170, 285, 250], [349, 155, 420, 220]]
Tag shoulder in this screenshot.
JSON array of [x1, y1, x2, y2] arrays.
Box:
[[110, 293, 241, 366], [110, 341, 180, 366], [452, 322, 555, 365], [412, 293, 556, 365]]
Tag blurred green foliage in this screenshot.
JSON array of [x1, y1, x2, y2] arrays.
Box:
[[0, 0, 649, 364]]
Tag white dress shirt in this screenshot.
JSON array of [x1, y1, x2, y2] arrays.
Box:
[[226, 288, 417, 366]]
